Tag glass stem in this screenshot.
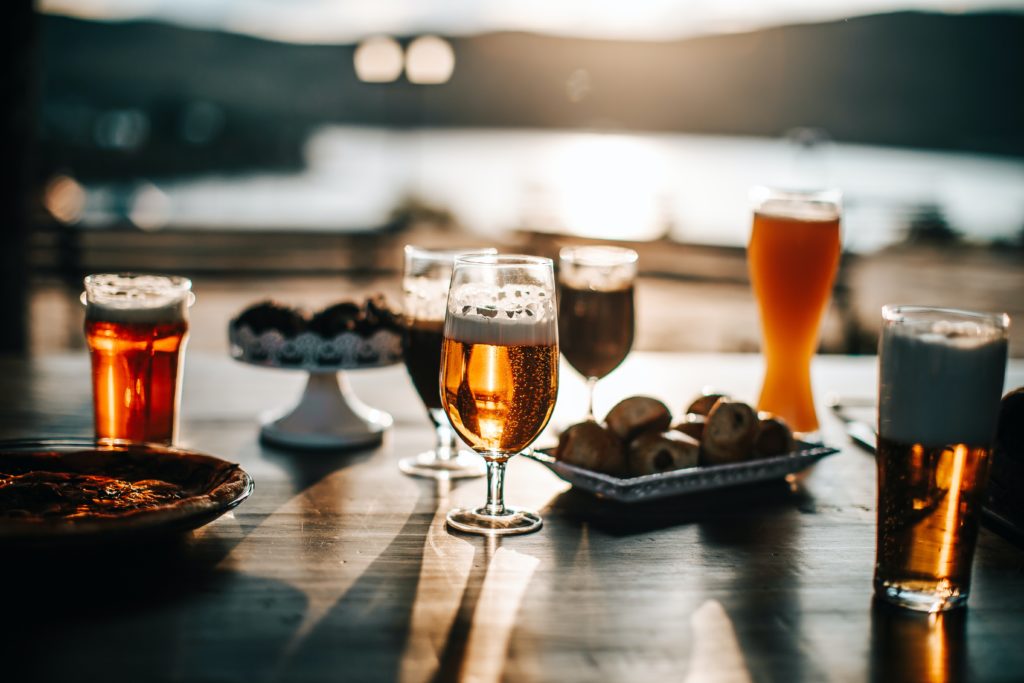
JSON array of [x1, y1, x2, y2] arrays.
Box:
[[585, 376, 599, 421], [435, 420, 457, 462], [484, 458, 507, 517]]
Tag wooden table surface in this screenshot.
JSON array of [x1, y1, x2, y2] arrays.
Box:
[[3, 351, 1023, 683]]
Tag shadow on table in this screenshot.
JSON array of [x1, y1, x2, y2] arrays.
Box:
[[1, 535, 310, 683], [700, 495, 834, 682], [546, 477, 817, 537], [258, 439, 376, 494]]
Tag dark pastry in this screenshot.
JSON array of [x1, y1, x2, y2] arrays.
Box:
[[309, 302, 361, 337], [233, 301, 306, 337], [672, 414, 706, 442], [605, 396, 673, 442], [754, 413, 795, 457], [686, 391, 728, 417], [629, 431, 700, 476], [557, 421, 626, 476], [701, 399, 758, 465]]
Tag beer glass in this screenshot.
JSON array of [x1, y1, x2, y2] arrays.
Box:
[[83, 273, 193, 445], [398, 245, 494, 479], [747, 187, 841, 435], [875, 305, 1009, 612], [558, 245, 637, 420], [441, 254, 559, 535]]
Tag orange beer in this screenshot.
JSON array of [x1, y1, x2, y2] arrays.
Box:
[[747, 189, 840, 433], [83, 274, 192, 444]]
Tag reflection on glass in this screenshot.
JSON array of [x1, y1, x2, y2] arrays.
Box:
[[871, 600, 966, 683]]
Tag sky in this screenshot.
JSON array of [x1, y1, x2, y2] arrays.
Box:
[[40, 0, 1024, 43]]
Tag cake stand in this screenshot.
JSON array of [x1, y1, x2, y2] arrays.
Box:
[[229, 324, 403, 450]]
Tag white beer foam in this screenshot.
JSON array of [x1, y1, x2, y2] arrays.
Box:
[[757, 199, 840, 222], [85, 274, 191, 324], [879, 322, 1007, 447], [445, 283, 556, 346], [560, 267, 634, 292]]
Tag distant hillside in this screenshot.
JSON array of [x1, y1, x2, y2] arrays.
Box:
[[37, 11, 1024, 178]]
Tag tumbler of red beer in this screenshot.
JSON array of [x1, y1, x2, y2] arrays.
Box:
[[83, 273, 193, 445], [747, 188, 841, 436]]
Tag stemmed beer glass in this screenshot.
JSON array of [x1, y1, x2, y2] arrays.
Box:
[[558, 246, 637, 421], [440, 254, 559, 535], [399, 246, 494, 479]]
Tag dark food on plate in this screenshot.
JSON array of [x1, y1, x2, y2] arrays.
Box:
[[685, 391, 728, 417], [233, 301, 307, 336], [672, 413, 706, 442], [605, 396, 672, 442], [702, 399, 759, 466], [554, 391, 794, 479], [754, 413, 796, 457], [629, 430, 700, 476], [0, 446, 247, 526], [557, 421, 626, 477], [308, 301, 361, 336], [0, 471, 186, 518], [234, 296, 402, 338]]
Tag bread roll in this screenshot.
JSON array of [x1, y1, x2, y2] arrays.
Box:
[[629, 431, 700, 476], [686, 391, 728, 417], [672, 414, 706, 442], [605, 396, 672, 442], [557, 421, 626, 476], [701, 399, 758, 465], [754, 413, 795, 457]]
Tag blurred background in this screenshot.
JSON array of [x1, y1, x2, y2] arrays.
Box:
[[5, 0, 1024, 356]]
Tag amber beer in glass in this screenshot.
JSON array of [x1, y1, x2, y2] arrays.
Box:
[[441, 254, 558, 535], [558, 245, 637, 420], [83, 274, 193, 444], [747, 188, 841, 434], [398, 246, 494, 479], [875, 306, 1008, 611]]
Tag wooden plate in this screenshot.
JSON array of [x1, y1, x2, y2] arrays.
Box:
[[524, 442, 839, 503], [0, 439, 253, 541]]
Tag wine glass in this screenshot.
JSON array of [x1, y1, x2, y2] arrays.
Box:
[[398, 246, 494, 479], [440, 254, 559, 535], [558, 246, 637, 420]]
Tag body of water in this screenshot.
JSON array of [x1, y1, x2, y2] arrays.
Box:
[[80, 126, 1024, 253]]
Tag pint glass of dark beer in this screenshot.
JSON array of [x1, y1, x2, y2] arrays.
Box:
[[875, 305, 1009, 611], [83, 274, 193, 445]]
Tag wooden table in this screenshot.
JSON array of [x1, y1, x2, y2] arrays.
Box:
[[3, 352, 1023, 683]]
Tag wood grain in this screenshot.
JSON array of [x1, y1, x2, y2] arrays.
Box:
[[1, 352, 1022, 683]]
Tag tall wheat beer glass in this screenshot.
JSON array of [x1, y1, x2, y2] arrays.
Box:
[[83, 274, 193, 445], [441, 255, 559, 535], [399, 246, 494, 479], [747, 187, 841, 435], [875, 305, 1008, 611]]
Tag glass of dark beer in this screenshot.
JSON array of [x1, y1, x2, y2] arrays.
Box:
[[558, 245, 637, 420], [875, 305, 1009, 611], [83, 273, 194, 445], [441, 254, 559, 535], [399, 246, 494, 479]]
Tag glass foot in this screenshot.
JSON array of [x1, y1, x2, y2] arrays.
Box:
[[399, 450, 485, 479], [446, 506, 542, 536]]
